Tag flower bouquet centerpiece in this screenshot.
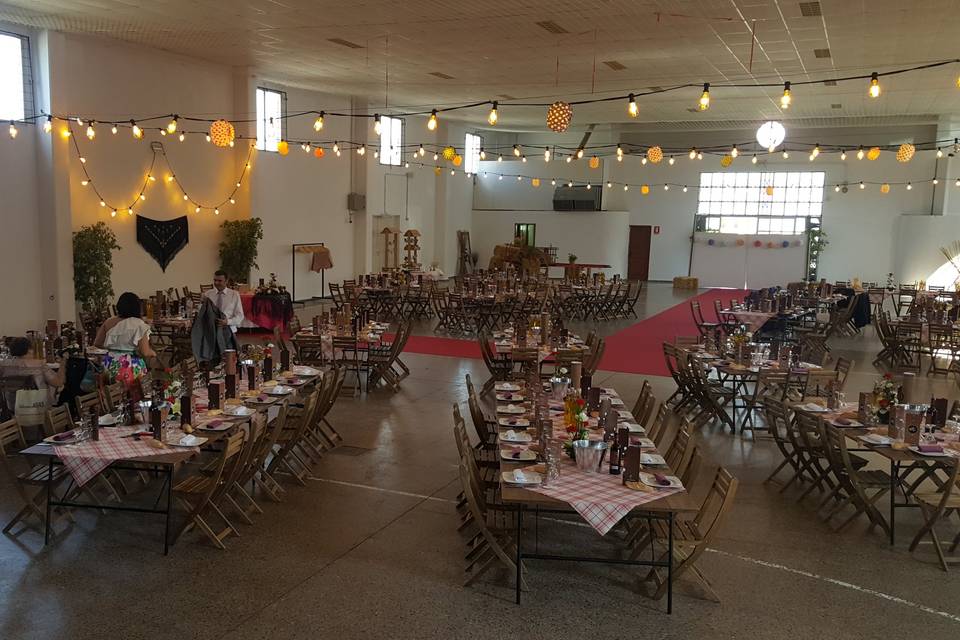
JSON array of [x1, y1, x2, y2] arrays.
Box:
[[155, 367, 184, 416], [871, 373, 899, 424], [729, 325, 750, 364], [562, 393, 589, 459], [256, 272, 286, 295]]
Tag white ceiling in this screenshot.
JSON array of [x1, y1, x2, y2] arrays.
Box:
[[1, 0, 958, 130]]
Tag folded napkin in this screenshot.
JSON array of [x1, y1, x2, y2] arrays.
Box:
[[205, 419, 223, 428], [918, 444, 944, 453]]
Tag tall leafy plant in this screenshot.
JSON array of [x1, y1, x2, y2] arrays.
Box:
[[73, 222, 121, 316], [218, 218, 263, 285]]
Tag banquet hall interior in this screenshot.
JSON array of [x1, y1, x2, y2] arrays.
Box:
[[2, 1, 960, 638]]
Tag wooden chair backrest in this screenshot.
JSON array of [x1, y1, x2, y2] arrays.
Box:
[[45, 404, 73, 437]]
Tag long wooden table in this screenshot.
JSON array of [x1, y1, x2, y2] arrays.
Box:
[[497, 381, 698, 613]]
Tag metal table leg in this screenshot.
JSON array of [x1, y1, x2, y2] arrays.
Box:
[[515, 504, 523, 605], [44, 458, 53, 545], [667, 511, 674, 615], [889, 459, 897, 545], [163, 466, 173, 555]]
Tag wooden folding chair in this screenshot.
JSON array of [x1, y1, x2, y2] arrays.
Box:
[[909, 461, 960, 571], [818, 422, 891, 535], [74, 390, 102, 419]]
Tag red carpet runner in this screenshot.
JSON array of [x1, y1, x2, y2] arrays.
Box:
[[398, 288, 745, 377]]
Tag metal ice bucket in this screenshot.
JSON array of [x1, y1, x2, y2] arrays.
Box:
[[572, 439, 609, 473]]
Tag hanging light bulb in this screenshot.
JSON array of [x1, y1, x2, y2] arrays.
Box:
[[521, 155, 527, 163], [730, 145, 739, 158], [178, 132, 185, 142], [840, 150, 847, 160], [668, 157, 675, 165], [664, 184, 670, 191], [697, 151, 703, 160], [517, 175, 522, 181], [551, 179, 556, 186], [230, 198, 236, 204], [43, 116, 52, 133], [85, 123, 95, 140], [586, 183, 591, 190], [616, 145, 624, 161], [955, 179, 960, 187], [80, 179, 88, 186], [780, 81, 792, 109], [782, 150, 790, 159], [488, 101, 499, 126], [857, 146, 865, 160], [623, 184, 628, 191], [373, 114, 382, 136], [131, 120, 143, 139], [167, 115, 178, 134], [834, 184, 841, 193], [314, 112, 325, 131], [99, 200, 105, 207], [79, 156, 86, 164], [111, 124, 118, 135], [110, 210, 117, 218], [698, 83, 710, 111], [859, 181, 866, 189], [418, 145, 426, 157], [358, 145, 366, 156], [641, 157, 648, 165], [148, 174, 156, 182], [8, 122, 17, 139], [689, 148, 697, 159], [76, 117, 84, 126], [906, 182, 913, 190], [627, 93, 638, 118], [566, 156, 572, 163], [513, 144, 521, 157], [60, 127, 70, 138], [427, 110, 438, 131], [606, 181, 612, 188], [479, 148, 486, 160], [183, 194, 189, 201], [682, 185, 688, 192], [937, 148, 944, 158], [568, 180, 574, 188], [751, 155, 758, 164], [544, 148, 551, 162], [576, 148, 584, 159], [868, 72, 881, 98], [933, 179, 939, 185], [195, 206, 201, 213], [811, 143, 820, 159], [332, 141, 339, 154]]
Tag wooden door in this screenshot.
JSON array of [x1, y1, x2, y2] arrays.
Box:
[[628, 225, 651, 281]]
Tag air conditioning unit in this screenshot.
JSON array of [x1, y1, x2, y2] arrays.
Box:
[[347, 192, 366, 212], [552, 185, 601, 211]]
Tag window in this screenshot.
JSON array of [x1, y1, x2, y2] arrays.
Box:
[[695, 171, 825, 235], [379, 115, 403, 166], [0, 32, 33, 121], [514, 223, 536, 247], [464, 132, 482, 174], [255, 87, 285, 152]]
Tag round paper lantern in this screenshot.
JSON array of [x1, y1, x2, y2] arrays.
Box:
[[531, 178, 541, 188], [640, 184, 650, 195], [433, 167, 442, 176], [867, 146, 881, 160], [209, 119, 235, 147], [782, 240, 789, 248], [736, 239, 745, 246], [756, 121, 786, 150], [707, 238, 715, 246], [453, 154, 463, 167], [442, 146, 456, 161], [277, 140, 289, 156], [546, 101, 573, 133], [880, 183, 890, 193], [896, 143, 915, 163], [767, 241, 775, 248], [647, 146, 664, 164], [765, 186, 775, 196], [589, 156, 600, 169], [720, 155, 733, 167], [313, 147, 325, 158], [754, 240, 763, 248]]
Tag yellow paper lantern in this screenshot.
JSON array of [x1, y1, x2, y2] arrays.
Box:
[[209, 119, 235, 147], [589, 156, 600, 169], [880, 183, 890, 193], [867, 147, 881, 160], [532, 178, 541, 188], [546, 101, 573, 133], [640, 184, 650, 195], [765, 186, 775, 196], [720, 155, 733, 167], [896, 143, 915, 163], [442, 146, 456, 161], [433, 167, 442, 176], [277, 140, 289, 156], [313, 147, 325, 158], [647, 146, 664, 164], [452, 154, 463, 167]]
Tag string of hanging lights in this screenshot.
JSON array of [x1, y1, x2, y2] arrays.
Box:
[[6, 59, 959, 137], [68, 122, 254, 218]]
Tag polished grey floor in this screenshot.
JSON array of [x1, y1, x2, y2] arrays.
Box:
[[2, 284, 959, 639]]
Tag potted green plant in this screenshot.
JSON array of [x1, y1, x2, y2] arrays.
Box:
[[567, 253, 578, 264], [73, 222, 121, 317], [218, 218, 263, 285]]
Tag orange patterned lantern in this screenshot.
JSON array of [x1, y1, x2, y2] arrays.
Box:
[[546, 101, 573, 133], [647, 146, 663, 164], [209, 119, 235, 147]]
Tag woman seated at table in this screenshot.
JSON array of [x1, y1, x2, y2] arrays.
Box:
[[95, 292, 156, 397], [0, 336, 66, 410]]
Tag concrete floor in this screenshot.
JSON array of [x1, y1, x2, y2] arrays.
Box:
[[2, 283, 959, 639]]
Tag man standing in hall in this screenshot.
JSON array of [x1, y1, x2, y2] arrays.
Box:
[[204, 270, 245, 334]]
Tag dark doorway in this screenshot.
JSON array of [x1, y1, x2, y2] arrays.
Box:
[[627, 225, 651, 281]]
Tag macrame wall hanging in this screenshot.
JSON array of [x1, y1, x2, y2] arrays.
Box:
[[136, 215, 189, 272]]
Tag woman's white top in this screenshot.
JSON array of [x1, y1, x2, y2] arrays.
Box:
[[103, 317, 151, 353]]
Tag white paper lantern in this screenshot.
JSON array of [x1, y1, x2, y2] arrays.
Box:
[[756, 121, 786, 151]]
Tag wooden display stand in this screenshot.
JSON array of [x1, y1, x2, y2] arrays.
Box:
[[673, 276, 699, 290], [403, 229, 422, 271]]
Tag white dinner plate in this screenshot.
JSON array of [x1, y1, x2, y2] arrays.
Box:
[[498, 417, 530, 428], [169, 434, 208, 447], [796, 403, 829, 413], [496, 404, 526, 415], [291, 366, 321, 377], [501, 470, 542, 486], [858, 434, 893, 446], [640, 453, 667, 466], [830, 418, 863, 428], [634, 437, 656, 448], [617, 410, 634, 420], [909, 445, 955, 458], [98, 414, 118, 426], [224, 406, 255, 417], [495, 382, 521, 392], [499, 430, 533, 444], [496, 393, 525, 402], [624, 422, 646, 434], [638, 472, 683, 489], [265, 385, 294, 396], [500, 449, 537, 462]]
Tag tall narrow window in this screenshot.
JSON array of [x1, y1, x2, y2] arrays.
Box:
[[379, 116, 403, 166], [464, 132, 482, 174], [0, 32, 32, 121], [255, 87, 285, 152]]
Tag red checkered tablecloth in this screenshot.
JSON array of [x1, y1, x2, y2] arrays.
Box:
[[54, 427, 190, 487]]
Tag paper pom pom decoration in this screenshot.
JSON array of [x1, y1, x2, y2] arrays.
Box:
[[736, 239, 745, 246], [433, 167, 442, 176], [647, 146, 664, 164], [754, 240, 763, 247], [640, 184, 650, 195], [767, 241, 775, 248], [531, 178, 540, 188], [867, 147, 881, 160], [589, 156, 600, 169], [546, 101, 573, 133], [880, 183, 890, 193], [209, 119, 235, 147], [708, 238, 715, 246], [896, 143, 915, 163], [765, 186, 775, 196], [782, 240, 790, 248], [453, 154, 463, 167], [277, 140, 289, 156], [720, 155, 733, 167], [442, 146, 456, 161], [313, 147, 325, 158]]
